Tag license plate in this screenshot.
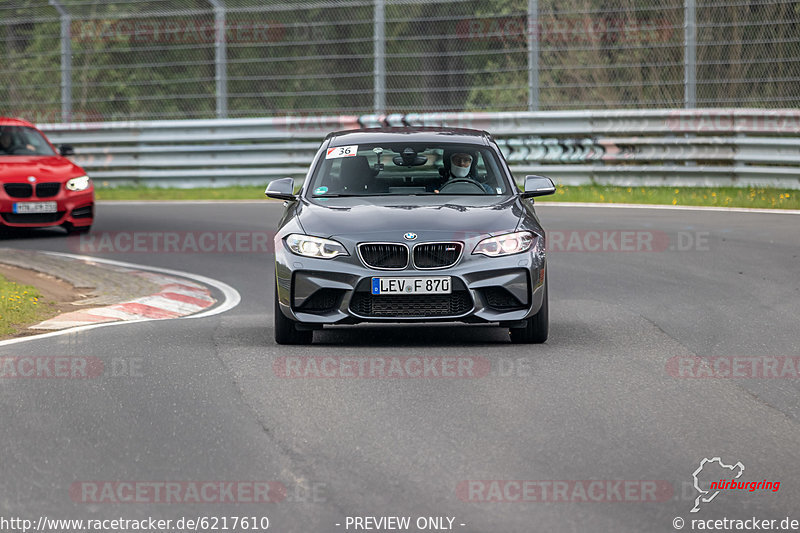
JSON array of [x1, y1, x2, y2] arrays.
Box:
[[13, 202, 57, 214], [371, 277, 451, 295]]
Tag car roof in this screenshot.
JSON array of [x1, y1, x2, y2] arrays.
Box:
[[0, 117, 37, 128], [325, 127, 493, 147]]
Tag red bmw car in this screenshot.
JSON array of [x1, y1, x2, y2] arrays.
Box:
[[0, 117, 93, 234]]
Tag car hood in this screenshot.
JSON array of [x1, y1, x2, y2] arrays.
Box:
[[297, 195, 525, 240], [0, 156, 85, 182]]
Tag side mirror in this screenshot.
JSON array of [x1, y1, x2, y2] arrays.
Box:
[[521, 175, 556, 198], [59, 144, 75, 157], [265, 177, 296, 201]]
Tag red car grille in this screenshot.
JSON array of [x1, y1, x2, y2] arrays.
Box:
[[36, 182, 60, 197], [4, 183, 33, 198]]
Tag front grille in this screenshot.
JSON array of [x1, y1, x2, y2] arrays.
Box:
[[36, 182, 60, 197], [483, 287, 525, 310], [1, 211, 65, 224], [350, 291, 472, 318], [71, 205, 93, 219], [297, 289, 342, 313], [413, 242, 463, 269], [358, 243, 408, 269], [4, 183, 33, 198]]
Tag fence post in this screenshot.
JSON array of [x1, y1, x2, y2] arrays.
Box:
[[374, 0, 386, 114], [684, 0, 696, 108], [209, 0, 228, 118], [528, 0, 539, 111], [48, 0, 72, 122]]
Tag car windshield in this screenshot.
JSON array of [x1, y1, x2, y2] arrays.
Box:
[[307, 143, 511, 197], [0, 125, 57, 156]]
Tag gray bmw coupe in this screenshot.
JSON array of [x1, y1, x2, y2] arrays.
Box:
[[266, 128, 555, 345]]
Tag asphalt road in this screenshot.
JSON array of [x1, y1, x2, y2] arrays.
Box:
[[1, 201, 799, 533]]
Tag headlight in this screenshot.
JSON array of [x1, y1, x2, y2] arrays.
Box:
[[66, 175, 91, 191], [285, 234, 348, 259], [473, 231, 536, 257]]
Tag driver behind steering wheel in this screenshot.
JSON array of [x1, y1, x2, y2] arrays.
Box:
[[0, 130, 35, 155], [0, 131, 14, 154], [436, 152, 494, 193]]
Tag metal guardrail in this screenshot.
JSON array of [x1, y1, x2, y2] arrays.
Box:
[[38, 109, 800, 189]]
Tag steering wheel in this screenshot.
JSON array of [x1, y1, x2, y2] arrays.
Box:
[[439, 178, 486, 194], [7, 146, 32, 155]]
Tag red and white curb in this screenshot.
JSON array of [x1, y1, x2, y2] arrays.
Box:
[[31, 269, 217, 330], [0, 253, 240, 348]]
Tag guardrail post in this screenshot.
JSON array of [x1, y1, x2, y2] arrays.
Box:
[[209, 0, 228, 118], [684, 0, 696, 108], [374, 0, 386, 114], [48, 0, 72, 122], [528, 0, 539, 111]]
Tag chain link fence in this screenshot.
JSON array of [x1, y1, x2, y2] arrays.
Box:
[[1, 0, 798, 122]]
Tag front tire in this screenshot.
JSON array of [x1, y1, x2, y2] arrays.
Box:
[[509, 277, 548, 344], [274, 285, 313, 345]]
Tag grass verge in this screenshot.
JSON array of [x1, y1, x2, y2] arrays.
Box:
[[96, 186, 267, 201], [95, 184, 799, 209], [0, 274, 53, 337], [536, 185, 798, 209]]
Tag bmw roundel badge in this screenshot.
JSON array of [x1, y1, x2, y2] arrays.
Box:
[[403, 232, 417, 241]]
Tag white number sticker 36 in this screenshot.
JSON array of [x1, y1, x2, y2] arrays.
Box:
[[326, 145, 358, 159]]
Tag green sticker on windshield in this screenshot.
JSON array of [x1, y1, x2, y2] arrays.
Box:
[[314, 186, 328, 195]]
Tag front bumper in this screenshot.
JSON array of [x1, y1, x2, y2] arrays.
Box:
[[275, 238, 546, 326], [0, 186, 94, 229]]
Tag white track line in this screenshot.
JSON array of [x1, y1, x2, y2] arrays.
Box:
[[535, 202, 800, 215], [0, 252, 241, 347], [97, 200, 272, 205]]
